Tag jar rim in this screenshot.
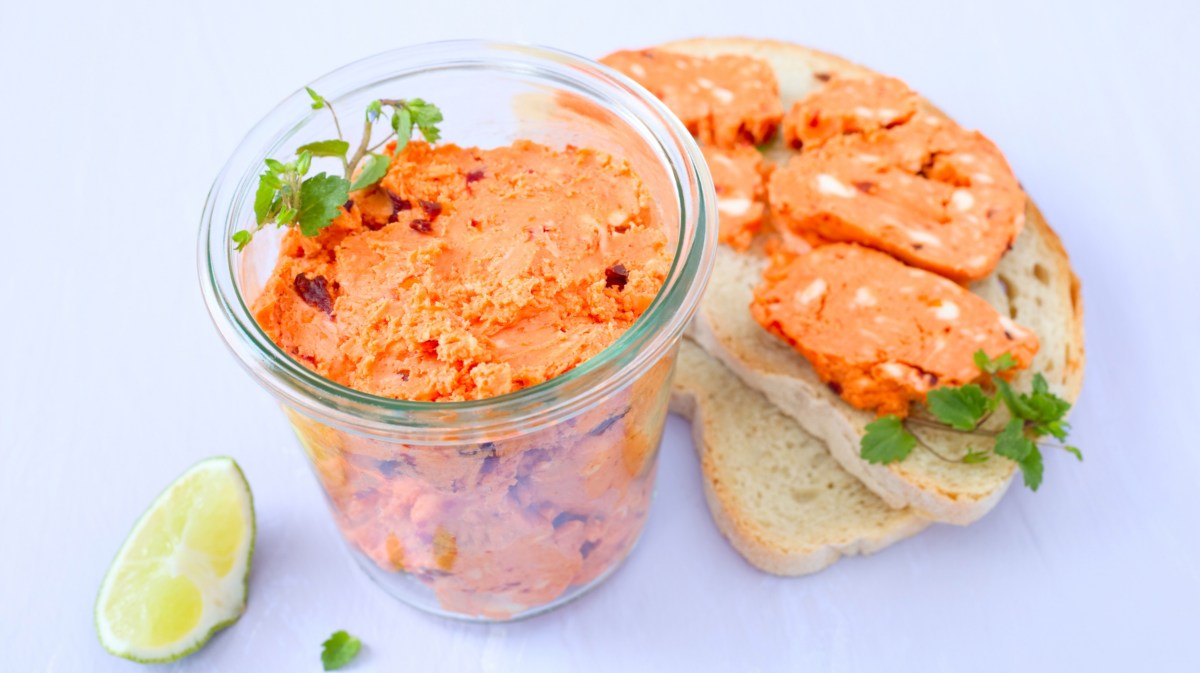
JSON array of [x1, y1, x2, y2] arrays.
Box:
[[198, 40, 717, 443]]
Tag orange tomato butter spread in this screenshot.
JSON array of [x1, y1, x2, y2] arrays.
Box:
[[770, 75, 1026, 283], [703, 144, 770, 250], [754, 75, 1039, 416], [253, 139, 673, 619], [752, 243, 1038, 416], [601, 49, 783, 147], [595, 49, 1040, 418], [600, 48, 776, 250], [254, 140, 670, 400]]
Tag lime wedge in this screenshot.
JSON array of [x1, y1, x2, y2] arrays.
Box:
[[95, 456, 255, 663]]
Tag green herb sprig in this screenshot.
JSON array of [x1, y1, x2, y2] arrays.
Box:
[[320, 630, 362, 671], [233, 87, 443, 250], [860, 350, 1082, 491]]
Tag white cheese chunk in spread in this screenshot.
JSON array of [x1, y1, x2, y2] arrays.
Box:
[[795, 278, 827, 305], [907, 229, 944, 247], [933, 300, 960, 320], [717, 197, 752, 216], [951, 189, 975, 212], [852, 287, 877, 307], [816, 173, 857, 198]]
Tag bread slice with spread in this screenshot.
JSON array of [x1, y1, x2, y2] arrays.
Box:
[[670, 339, 928, 574], [606, 38, 1085, 526]]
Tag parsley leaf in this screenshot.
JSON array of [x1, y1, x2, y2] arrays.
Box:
[[297, 173, 350, 237], [992, 377, 1036, 420], [391, 106, 413, 155], [1018, 445, 1044, 491], [320, 630, 362, 671], [860, 415, 916, 464], [406, 98, 444, 142], [253, 170, 281, 224], [1031, 372, 1050, 394], [306, 86, 326, 110], [232, 229, 252, 251], [993, 418, 1034, 462], [295, 150, 312, 176], [994, 371, 1072, 442], [926, 384, 992, 430], [1036, 419, 1070, 441], [297, 139, 350, 158], [234, 88, 442, 249], [962, 449, 990, 464], [366, 99, 383, 123], [992, 418, 1044, 490], [1063, 445, 1083, 461], [974, 349, 1017, 374], [1022, 375, 1072, 425], [349, 153, 391, 192]]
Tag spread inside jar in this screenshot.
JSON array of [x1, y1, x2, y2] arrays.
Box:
[[253, 139, 672, 401]]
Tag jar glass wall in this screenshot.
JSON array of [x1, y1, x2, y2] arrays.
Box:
[[200, 41, 716, 621]]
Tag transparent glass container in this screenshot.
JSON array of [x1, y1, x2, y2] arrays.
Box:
[[199, 41, 716, 621]]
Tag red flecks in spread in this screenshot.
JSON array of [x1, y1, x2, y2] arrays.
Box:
[[410, 219, 433, 234], [605, 263, 629, 289], [419, 199, 443, 219], [293, 273, 334, 316], [388, 192, 412, 212]]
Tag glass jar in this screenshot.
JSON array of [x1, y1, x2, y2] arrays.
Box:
[[199, 41, 716, 621]]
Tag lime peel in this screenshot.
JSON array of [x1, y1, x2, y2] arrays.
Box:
[[95, 456, 255, 663]]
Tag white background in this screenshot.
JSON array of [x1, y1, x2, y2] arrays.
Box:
[[2, 0, 1197, 670]]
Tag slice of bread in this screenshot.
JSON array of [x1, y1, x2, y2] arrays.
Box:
[[661, 38, 1086, 525], [669, 339, 928, 575]]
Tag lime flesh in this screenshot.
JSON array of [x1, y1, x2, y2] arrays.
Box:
[[95, 457, 255, 663]]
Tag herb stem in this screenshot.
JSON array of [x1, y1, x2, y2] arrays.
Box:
[[905, 412, 1001, 437], [908, 427, 968, 463], [326, 100, 345, 142], [320, 101, 349, 175], [345, 116, 376, 188], [368, 131, 397, 153]]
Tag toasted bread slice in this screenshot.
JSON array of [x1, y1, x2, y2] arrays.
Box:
[[670, 340, 928, 574], [661, 37, 1085, 525]]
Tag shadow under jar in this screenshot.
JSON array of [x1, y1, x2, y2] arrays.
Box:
[[199, 41, 716, 621]]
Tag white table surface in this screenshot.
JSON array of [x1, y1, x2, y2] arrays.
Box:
[[3, 0, 1197, 670]]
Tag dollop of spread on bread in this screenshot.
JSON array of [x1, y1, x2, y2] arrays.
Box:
[[598, 47, 1040, 417], [702, 144, 771, 250], [770, 76, 1026, 282], [781, 75, 919, 151], [751, 243, 1038, 416], [601, 49, 783, 147]]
